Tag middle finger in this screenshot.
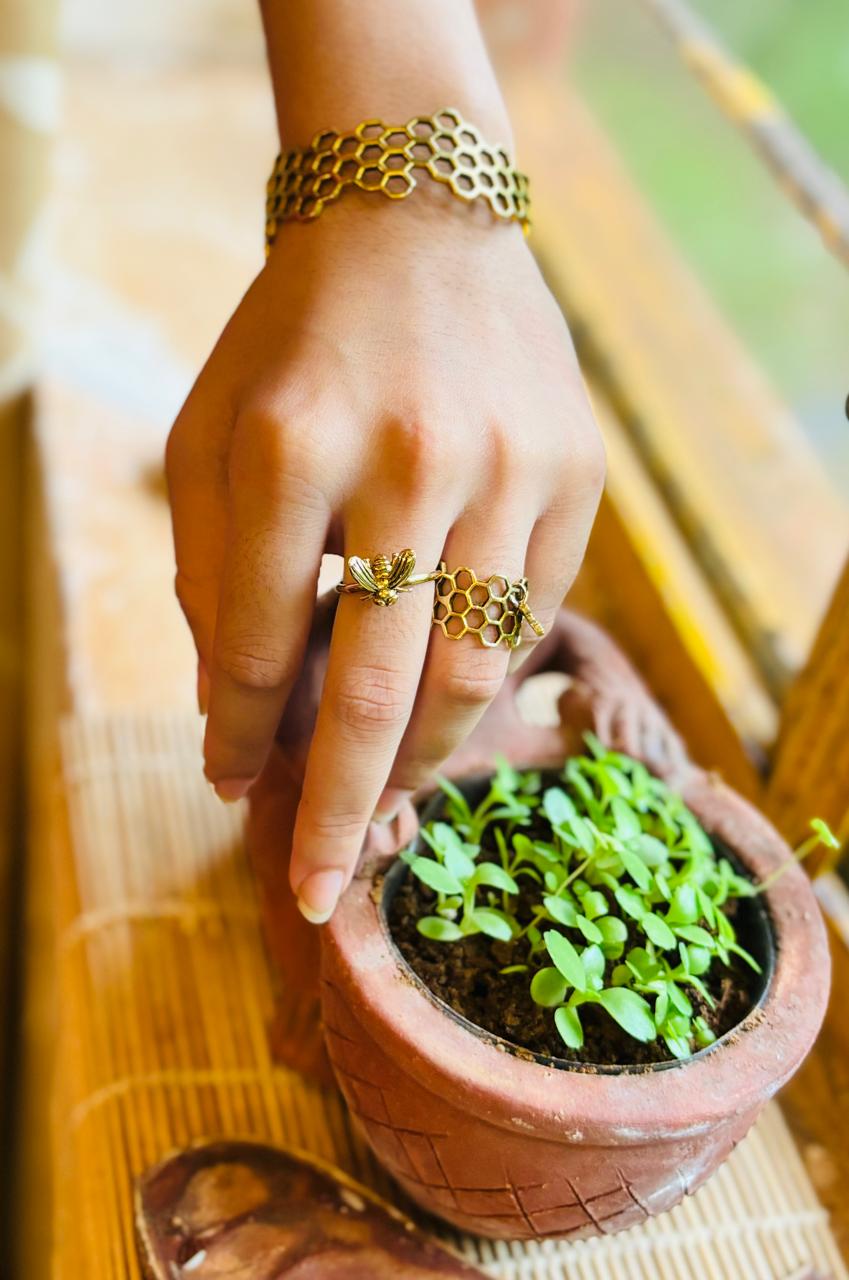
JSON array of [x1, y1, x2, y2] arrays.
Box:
[[288, 498, 451, 921]]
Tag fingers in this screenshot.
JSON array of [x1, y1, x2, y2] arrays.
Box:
[[165, 374, 233, 677], [507, 434, 605, 675], [385, 506, 532, 797], [203, 417, 330, 798], [289, 506, 449, 921]]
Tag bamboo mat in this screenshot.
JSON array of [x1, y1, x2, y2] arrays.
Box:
[[51, 713, 847, 1280]]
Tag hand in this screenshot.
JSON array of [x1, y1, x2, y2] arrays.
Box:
[[166, 194, 605, 921]]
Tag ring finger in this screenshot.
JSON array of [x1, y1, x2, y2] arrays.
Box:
[[384, 505, 535, 798]]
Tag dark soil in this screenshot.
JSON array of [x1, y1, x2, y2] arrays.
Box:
[[387, 873, 764, 1068]]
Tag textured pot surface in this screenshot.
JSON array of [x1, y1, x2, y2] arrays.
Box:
[[321, 770, 830, 1241]]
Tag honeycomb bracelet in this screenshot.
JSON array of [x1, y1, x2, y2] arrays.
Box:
[[265, 107, 530, 251]]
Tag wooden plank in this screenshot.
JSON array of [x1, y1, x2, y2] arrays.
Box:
[[509, 72, 849, 693], [766, 556, 849, 867], [585, 386, 773, 795]]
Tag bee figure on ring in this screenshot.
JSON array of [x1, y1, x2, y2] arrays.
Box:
[[336, 548, 445, 607]]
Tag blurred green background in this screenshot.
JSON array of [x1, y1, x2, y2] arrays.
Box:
[[571, 0, 849, 492]]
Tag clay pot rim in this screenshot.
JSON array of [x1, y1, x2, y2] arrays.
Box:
[[324, 766, 830, 1144]]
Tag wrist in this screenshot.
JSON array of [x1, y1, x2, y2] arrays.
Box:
[[260, 1, 513, 151]]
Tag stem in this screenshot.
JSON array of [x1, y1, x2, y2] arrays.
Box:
[[756, 833, 820, 894]]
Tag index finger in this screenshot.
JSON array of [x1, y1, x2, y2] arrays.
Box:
[[203, 433, 330, 798]]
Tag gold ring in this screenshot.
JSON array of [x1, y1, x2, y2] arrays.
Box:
[[335, 549, 446, 607], [432, 567, 545, 649]]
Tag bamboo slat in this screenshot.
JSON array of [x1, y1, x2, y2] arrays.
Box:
[[638, 0, 849, 272], [49, 711, 847, 1280]]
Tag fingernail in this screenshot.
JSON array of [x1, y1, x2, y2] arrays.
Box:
[[213, 776, 254, 803], [297, 868, 345, 925], [373, 787, 413, 824], [197, 659, 210, 715]]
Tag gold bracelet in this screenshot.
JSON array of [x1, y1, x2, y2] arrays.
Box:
[[265, 107, 530, 251]]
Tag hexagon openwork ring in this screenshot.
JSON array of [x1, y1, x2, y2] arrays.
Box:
[[433, 568, 545, 650]]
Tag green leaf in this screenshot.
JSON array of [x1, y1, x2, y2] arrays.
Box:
[[543, 895, 578, 927], [667, 982, 692, 1016], [615, 885, 647, 921], [493, 755, 521, 795], [655, 987, 669, 1026], [663, 1030, 692, 1060], [654, 871, 671, 901], [542, 788, 575, 829], [626, 946, 660, 983], [554, 1004, 584, 1050], [598, 988, 657, 1042], [597, 916, 628, 947], [544, 930, 587, 992], [611, 796, 641, 840], [443, 845, 477, 882], [436, 775, 472, 820], [667, 884, 698, 925], [693, 1015, 717, 1048], [581, 944, 606, 988], [576, 915, 603, 944], [697, 888, 717, 928], [471, 908, 514, 942], [583, 731, 607, 760], [410, 857, 463, 896], [636, 834, 668, 867], [643, 913, 677, 950], [675, 924, 716, 949], [499, 964, 529, 976], [727, 941, 763, 974], [811, 817, 840, 850], [530, 966, 569, 1007], [683, 944, 712, 976], [473, 862, 519, 893], [611, 964, 631, 986], [568, 814, 596, 853], [417, 916, 463, 941], [580, 890, 608, 921], [620, 847, 652, 891]]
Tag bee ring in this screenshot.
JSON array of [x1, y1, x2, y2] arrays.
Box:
[[335, 548, 446, 608]]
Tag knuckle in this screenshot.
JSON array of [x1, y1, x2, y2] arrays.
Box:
[[230, 408, 288, 480], [303, 807, 367, 845], [332, 665, 412, 733], [385, 415, 454, 494], [215, 637, 293, 691], [575, 427, 607, 494], [438, 654, 505, 710], [232, 409, 328, 504]]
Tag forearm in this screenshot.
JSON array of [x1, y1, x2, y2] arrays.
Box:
[[259, 0, 512, 148]]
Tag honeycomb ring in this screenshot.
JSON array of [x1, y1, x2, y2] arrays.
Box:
[[432, 568, 545, 650]]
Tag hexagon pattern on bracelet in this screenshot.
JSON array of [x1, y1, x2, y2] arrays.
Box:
[[266, 108, 530, 247]]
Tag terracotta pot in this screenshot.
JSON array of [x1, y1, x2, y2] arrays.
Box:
[[321, 753, 830, 1241]]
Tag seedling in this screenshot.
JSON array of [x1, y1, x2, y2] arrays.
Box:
[[403, 738, 838, 1061]]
